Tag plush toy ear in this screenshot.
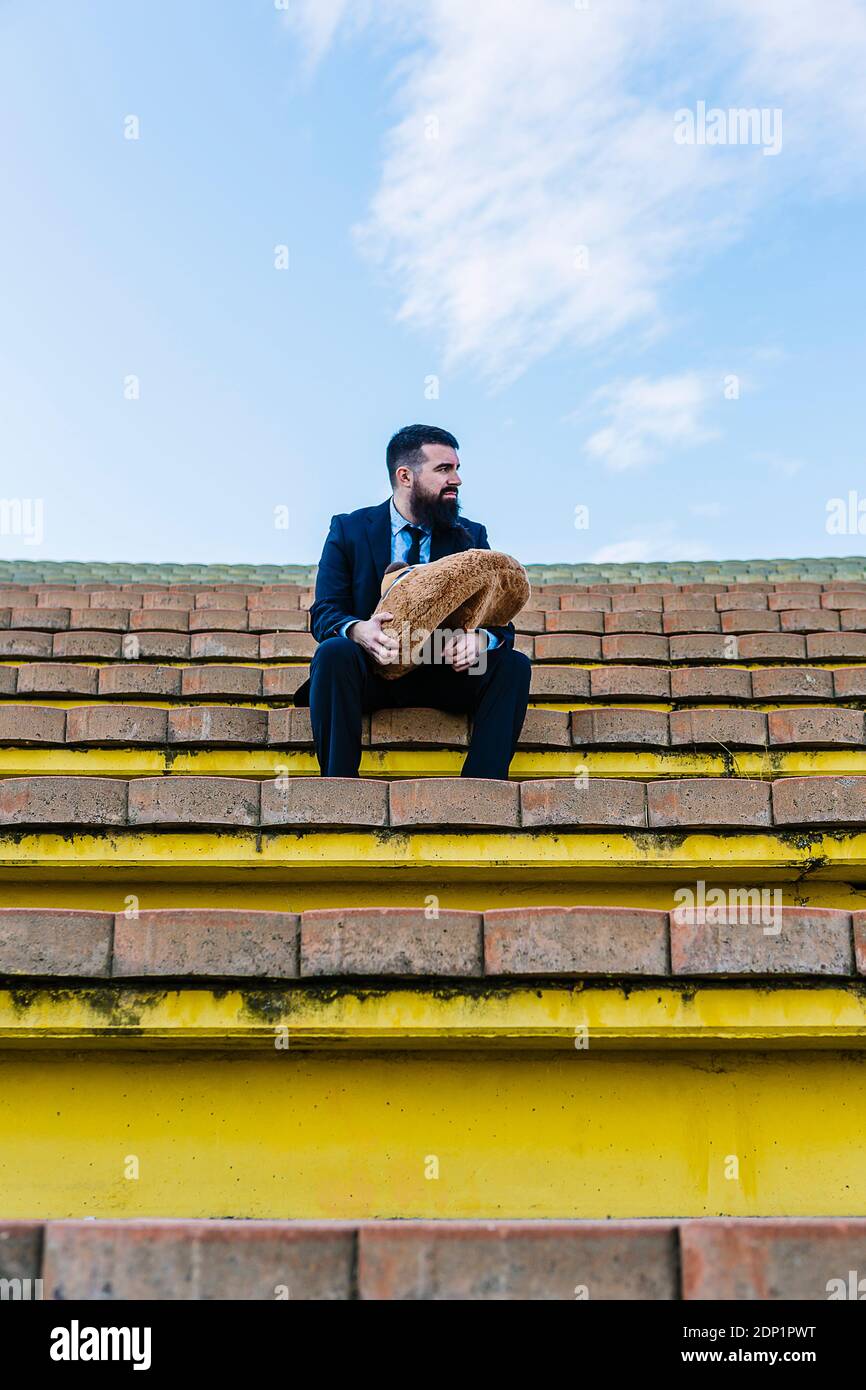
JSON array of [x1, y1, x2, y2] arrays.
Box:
[[380, 561, 412, 599]]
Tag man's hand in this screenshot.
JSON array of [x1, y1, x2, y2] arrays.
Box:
[[442, 629, 486, 672], [348, 612, 400, 666]]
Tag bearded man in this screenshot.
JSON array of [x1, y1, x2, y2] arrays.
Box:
[[299, 424, 531, 778]]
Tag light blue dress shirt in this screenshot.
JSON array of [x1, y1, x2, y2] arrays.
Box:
[[339, 498, 499, 648], [389, 495, 432, 567]]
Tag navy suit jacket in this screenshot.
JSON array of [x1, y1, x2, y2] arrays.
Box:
[[302, 500, 515, 698]]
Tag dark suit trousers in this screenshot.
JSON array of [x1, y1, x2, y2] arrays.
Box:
[[309, 636, 532, 779]]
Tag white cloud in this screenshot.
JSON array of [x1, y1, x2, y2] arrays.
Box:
[[720, 0, 866, 186], [287, 0, 866, 381], [590, 527, 715, 564], [755, 452, 805, 478], [590, 539, 659, 564], [279, 0, 354, 68], [583, 373, 717, 472]]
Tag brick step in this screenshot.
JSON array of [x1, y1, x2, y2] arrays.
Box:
[[531, 634, 866, 662], [0, 773, 863, 829], [3, 703, 866, 751], [7, 628, 866, 663], [1, 904, 861, 980], [0, 630, 317, 661], [0, 663, 310, 698], [8, 598, 866, 635], [6, 661, 866, 703], [1, 559, 864, 583], [3, 1217, 865, 1299], [3, 578, 866, 609], [11, 697, 866, 717]]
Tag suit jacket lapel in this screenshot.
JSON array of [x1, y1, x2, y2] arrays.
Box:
[[367, 499, 392, 580]]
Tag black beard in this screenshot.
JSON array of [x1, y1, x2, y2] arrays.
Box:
[[411, 488, 461, 533]]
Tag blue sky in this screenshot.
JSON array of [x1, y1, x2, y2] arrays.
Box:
[[1, 0, 865, 566]]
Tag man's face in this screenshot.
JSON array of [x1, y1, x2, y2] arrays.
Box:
[[409, 444, 461, 522]]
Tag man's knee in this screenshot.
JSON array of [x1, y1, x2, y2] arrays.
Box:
[[311, 635, 364, 676], [494, 645, 532, 692]]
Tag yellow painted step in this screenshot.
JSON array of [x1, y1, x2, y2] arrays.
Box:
[[3, 699, 865, 714], [3, 984, 866, 1049], [2, 748, 866, 779], [1, 1044, 864, 1218], [1, 879, 865, 914], [0, 828, 863, 882]]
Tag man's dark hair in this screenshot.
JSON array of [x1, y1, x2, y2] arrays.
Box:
[[386, 424, 459, 483]]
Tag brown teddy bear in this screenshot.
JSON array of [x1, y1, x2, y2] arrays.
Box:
[[372, 548, 530, 678]]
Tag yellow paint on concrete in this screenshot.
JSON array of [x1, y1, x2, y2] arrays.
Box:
[[360, 749, 866, 780], [0, 827, 864, 881], [4, 747, 866, 779], [566, 700, 866, 713], [533, 702, 862, 714], [3, 984, 866, 1049], [0, 697, 673, 713], [0, 660, 306, 670], [546, 662, 866, 672], [0, 1048, 864, 1217], [0, 699, 277, 710], [2, 878, 866, 914]]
